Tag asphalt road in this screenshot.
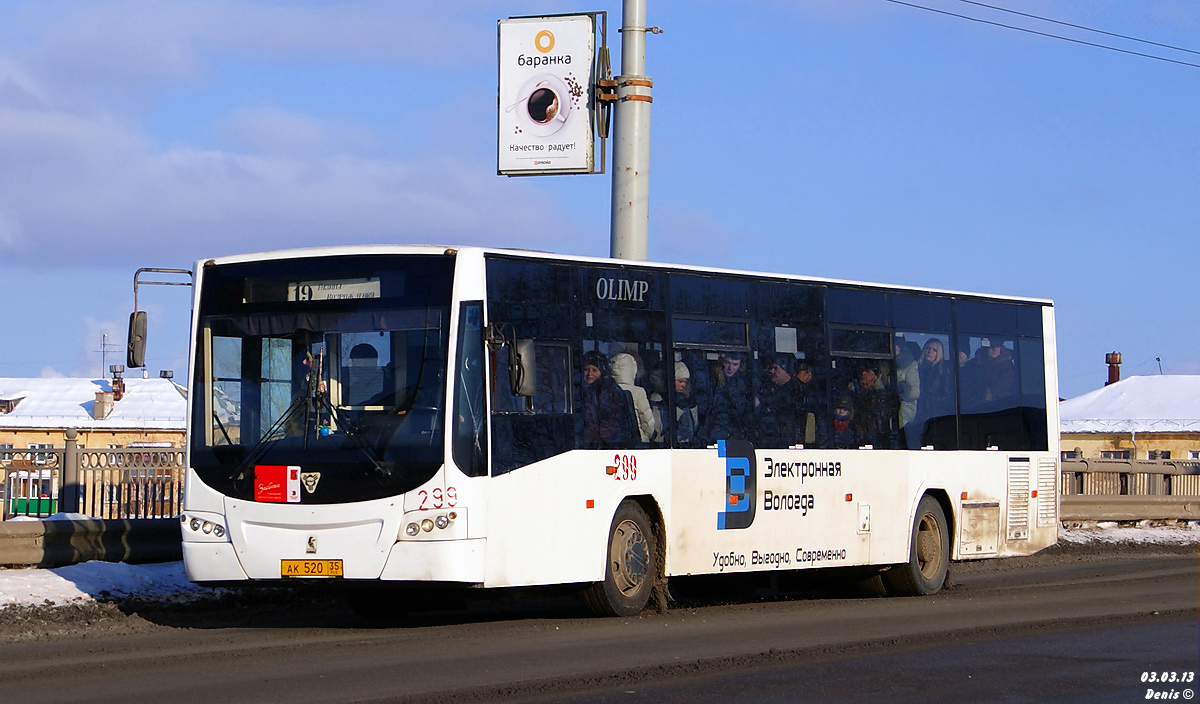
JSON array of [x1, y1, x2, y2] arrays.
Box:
[[0, 543, 1194, 703]]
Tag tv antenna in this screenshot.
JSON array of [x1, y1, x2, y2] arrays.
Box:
[[98, 333, 122, 377]]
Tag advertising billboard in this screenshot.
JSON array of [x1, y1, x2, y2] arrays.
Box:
[[498, 14, 597, 175]]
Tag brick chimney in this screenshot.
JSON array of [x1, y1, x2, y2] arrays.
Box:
[[110, 364, 126, 402], [1104, 352, 1122, 386], [93, 392, 114, 420]]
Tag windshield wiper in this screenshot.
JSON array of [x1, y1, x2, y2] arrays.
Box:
[[228, 392, 309, 482], [318, 395, 393, 479], [213, 411, 234, 446]]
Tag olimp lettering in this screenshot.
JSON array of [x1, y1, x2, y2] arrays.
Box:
[[595, 278, 649, 302], [761, 458, 842, 482]]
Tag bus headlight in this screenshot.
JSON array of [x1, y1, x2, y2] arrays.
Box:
[[181, 513, 230, 542], [398, 508, 465, 541]]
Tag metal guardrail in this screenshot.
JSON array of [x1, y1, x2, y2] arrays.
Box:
[[3, 448, 185, 521], [76, 449, 186, 520], [2, 451, 61, 519], [1060, 459, 1200, 521], [6, 450, 1198, 525]]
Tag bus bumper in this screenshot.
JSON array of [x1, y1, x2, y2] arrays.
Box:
[[183, 541, 249, 582], [380, 538, 486, 583]]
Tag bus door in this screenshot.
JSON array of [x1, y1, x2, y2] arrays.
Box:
[[581, 268, 668, 449]]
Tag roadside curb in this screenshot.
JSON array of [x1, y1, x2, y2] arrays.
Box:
[[0, 519, 182, 568]]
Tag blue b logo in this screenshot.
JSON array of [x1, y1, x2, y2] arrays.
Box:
[[717, 439, 756, 530]]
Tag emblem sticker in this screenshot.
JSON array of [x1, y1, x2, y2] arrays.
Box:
[[300, 472, 321, 494]]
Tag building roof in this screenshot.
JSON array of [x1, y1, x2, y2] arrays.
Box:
[[0, 377, 187, 431], [1059, 375, 1200, 434]]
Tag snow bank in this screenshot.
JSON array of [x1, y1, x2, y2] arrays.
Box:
[[0, 561, 208, 608]]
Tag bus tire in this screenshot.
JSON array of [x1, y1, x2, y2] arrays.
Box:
[[884, 495, 949, 597], [583, 500, 656, 617]]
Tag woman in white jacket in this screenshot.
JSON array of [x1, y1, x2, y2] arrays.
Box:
[[610, 353, 657, 444]]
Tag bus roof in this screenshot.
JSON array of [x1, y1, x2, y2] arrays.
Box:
[[199, 244, 1054, 306]]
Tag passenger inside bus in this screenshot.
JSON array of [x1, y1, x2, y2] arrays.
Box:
[[344, 343, 383, 406], [642, 350, 669, 444], [894, 340, 921, 448], [755, 356, 800, 448], [958, 343, 988, 410], [792, 360, 824, 447], [697, 351, 752, 445], [959, 338, 1018, 410], [580, 351, 637, 449], [611, 352, 657, 444], [849, 362, 898, 448], [673, 361, 698, 447], [917, 338, 955, 420], [981, 342, 1018, 401], [829, 396, 856, 448]]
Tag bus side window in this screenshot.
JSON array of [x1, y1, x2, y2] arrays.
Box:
[[895, 331, 957, 450], [489, 339, 575, 474], [752, 280, 827, 449], [452, 302, 486, 477], [955, 300, 1046, 451]]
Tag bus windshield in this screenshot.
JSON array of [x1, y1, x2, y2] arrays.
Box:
[[190, 254, 455, 503]]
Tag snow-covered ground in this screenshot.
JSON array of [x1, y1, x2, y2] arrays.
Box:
[[1, 524, 1196, 610], [0, 560, 212, 609], [1056, 521, 1200, 545]]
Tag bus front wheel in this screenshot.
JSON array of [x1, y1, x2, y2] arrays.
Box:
[[885, 495, 949, 597], [583, 500, 656, 616]]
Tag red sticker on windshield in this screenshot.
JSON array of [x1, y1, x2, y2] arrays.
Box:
[[255, 465, 301, 503]]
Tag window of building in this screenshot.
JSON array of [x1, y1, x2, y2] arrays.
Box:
[[1147, 450, 1171, 460], [1061, 449, 1079, 460], [1190, 450, 1199, 460], [28, 443, 52, 465], [1100, 450, 1130, 460]]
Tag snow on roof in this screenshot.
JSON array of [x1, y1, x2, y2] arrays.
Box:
[[0, 377, 186, 431], [1059, 375, 1200, 434]]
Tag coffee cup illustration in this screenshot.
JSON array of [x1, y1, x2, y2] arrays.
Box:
[[527, 85, 561, 123], [507, 74, 571, 136]]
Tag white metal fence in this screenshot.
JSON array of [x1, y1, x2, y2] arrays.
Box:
[[3, 448, 185, 520]]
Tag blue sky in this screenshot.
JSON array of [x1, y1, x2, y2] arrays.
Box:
[[0, 0, 1196, 399]]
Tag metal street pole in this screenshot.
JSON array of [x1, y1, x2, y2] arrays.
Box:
[[609, 0, 652, 261]]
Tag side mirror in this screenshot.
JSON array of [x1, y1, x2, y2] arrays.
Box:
[[510, 340, 536, 397], [127, 311, 147, 368]]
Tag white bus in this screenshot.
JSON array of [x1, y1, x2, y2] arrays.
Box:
[[177, 246, 1059, 616]]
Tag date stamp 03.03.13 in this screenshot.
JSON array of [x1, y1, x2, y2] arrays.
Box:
[[1142, 671, 1196, 700]]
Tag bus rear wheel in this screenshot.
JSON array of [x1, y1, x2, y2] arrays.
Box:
[[884, 495, 949, 597], [583, 500, 656, 617]]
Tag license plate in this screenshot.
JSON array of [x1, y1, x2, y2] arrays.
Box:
[[281, 559, 344, 578]]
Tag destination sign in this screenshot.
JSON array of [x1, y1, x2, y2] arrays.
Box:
[[287, 278, 380, 302]]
